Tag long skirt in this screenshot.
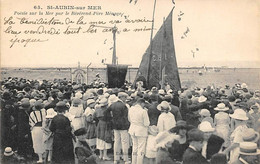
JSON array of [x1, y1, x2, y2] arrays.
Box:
[[216, 125, 230, 147], [85, 122, 96, 147], [31, 126, 45, 154], [96, 120, 112, 150]]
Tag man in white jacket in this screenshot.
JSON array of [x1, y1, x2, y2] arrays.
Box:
[[128, 98, 150, 164]]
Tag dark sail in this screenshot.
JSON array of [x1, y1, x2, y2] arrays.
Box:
[[134, 8, 181, 90], [107, 64, 128, 88]]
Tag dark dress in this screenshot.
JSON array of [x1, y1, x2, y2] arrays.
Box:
[[169, 140, 189, 162], [147, 102, 160, 126], [156, 148, 176, 164], [50, 114, 74, 164]]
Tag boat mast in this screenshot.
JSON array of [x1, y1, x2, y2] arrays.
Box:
[[147, 0, 157, 88], [112, 26, 117, 65]]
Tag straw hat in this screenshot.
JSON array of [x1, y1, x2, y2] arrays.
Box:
[[241, 83, 248, 89], [199, 109, 211, 117], [108, 94, 119, 105], [87, 99, 95, 106], [157, 101, 171, 111], [46, 108, 57, 119], [118, 92, 128, 98], [214, 103, 229, 111], [198, 96, 207, 103], [229, 108, 248, 121], [158, 89, 165, 95], [4, 147, 14, 156], [239, 142, 260, 155], [148, 125, 159, 136], [75, 91, 83, 99], [199, 121, 215, 132], [99, 98, 108, 107], [242, 128, 259, 143]]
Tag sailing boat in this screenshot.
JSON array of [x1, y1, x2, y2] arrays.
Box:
[[134, 8, 181, 90]]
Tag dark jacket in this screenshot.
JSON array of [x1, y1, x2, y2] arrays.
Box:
[[75, 141, 97, 164], [147, 102, 160, 126], [183, 147, 209, 164], [156, 148, 176, 164], [169, 104, 182, 121], [107, 100, 130, 130]]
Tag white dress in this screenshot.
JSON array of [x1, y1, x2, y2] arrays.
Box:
[[157, 112, 176, 133], [145, 135, 157, 158], [214, 112, 230, 147]]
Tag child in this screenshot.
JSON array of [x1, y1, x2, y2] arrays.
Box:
[[42, 108, 57, 163], [74, 128, 98, 164], [2, 147, 19, 164], [145, 125, 159, 164]]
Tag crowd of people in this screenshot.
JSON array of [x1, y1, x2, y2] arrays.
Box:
[[1, 77, 260, 164]]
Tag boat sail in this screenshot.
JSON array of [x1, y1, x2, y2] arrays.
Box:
[[134, 8, 181, 90]]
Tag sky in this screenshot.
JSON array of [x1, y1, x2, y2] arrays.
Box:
[[1, 0, 260, 68]]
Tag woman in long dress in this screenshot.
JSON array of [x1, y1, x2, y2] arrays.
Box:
[[214, 103, 231, 148], [93, 98, 112, 160], [50, 101, 75, 164], [29, 100, 46, 163], [69, 98, 85, 131], [84, 99, 97, 149]]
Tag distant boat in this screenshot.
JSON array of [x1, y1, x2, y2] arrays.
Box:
[[213, 67, 220, 72], [198, 70, 203, 76]]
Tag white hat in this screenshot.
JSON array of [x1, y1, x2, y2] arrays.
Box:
[[99, 98, 108, 107], [239, 142, 260, 155], [199, 121, 215, 132], [198, 96, 207, 103], [46, 108, 57, 119], [214, 103, 229, 111], [229, 109, 248, 121], [157, 101, 171, 111], [4, 147, 14, 156], [87, 99, 95, 106], [158, 89, 165, 95], [108, 94, 119, 105], [75, 91, 83, 99], [199, 109, 211, 117], [241, 83, 248, 89], [242, 128, 260, 143]]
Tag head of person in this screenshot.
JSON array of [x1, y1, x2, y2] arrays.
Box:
[[157, 101, 171, 113], [250, 103, 260, 114], [210, 153, 227, 164], [74, 128, 87, 142], [99, 98, 108, 108], [136, 98, 146, 108], [87, 99, 95, 108], [169, 120, 192, 138], [199, 121, 215, 141], [149, 94, 158, 103], [199, 109, 211, 122], [55, 101, 68, 113], [118, 92, 128, 102], [239, 142, 260, 164], [229, 108, 248, 126], [188, 129, 204, 151]]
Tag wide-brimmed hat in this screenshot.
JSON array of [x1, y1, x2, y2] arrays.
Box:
[[148, 125, 159, 136], [164, 94, 173, 101], [46, 108, 57, 119], [242, 128, 259, 143], [199, 109, 211, 117], [158, 89, 165, 95], [99, 98, 108, 107], [239, 142, 260, 155], [198, 96, 207, 103], [108, 94, 119, 105], [170, 120, 194, 133], [214, 103, 229, 111], [199, 121, 215, 132], [87, 99, 95, 106], [4, 147, 14, 156], [229, 108, 248, 121], [157, 101, 171, 111], [188, 129, 204, 142]]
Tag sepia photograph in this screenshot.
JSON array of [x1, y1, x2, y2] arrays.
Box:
[[1, 0, 260, 163]]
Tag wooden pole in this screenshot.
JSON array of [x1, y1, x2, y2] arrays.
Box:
[[147, 0, 157, 88]]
